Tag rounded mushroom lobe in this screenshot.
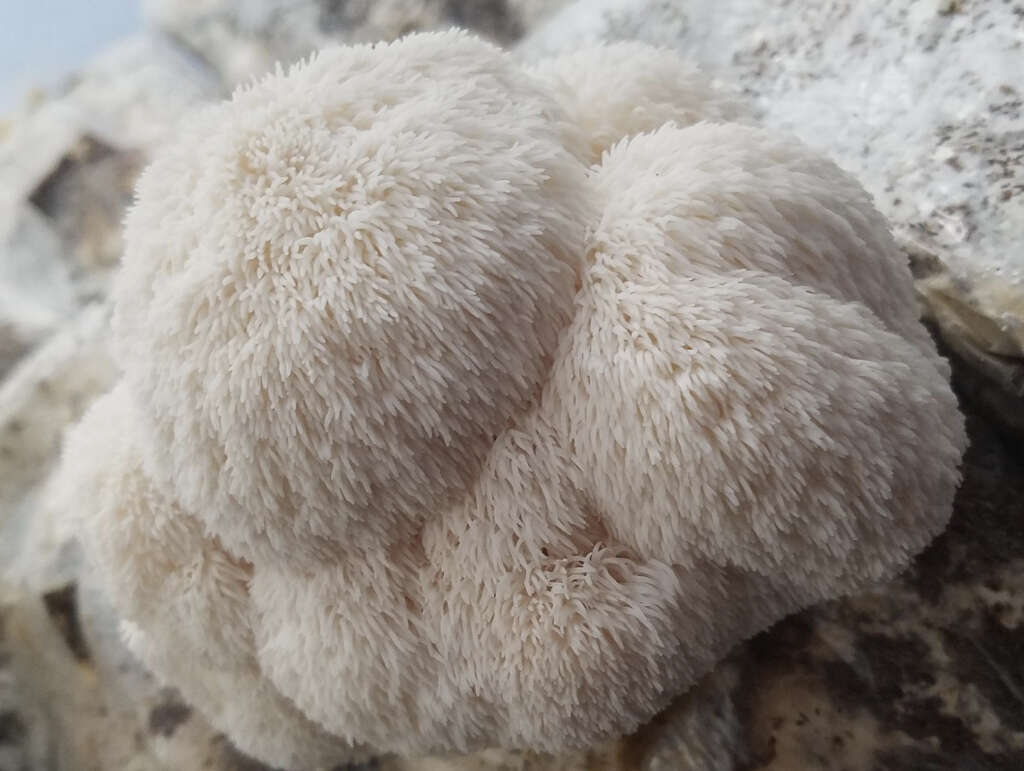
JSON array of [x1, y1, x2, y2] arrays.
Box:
[[58, 387, 363, 770], [589, 122, 941, 361], [541, 124, 966, 594], [113, 30, 590, 565]]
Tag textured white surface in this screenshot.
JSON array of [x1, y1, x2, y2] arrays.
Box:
[[113, 31, 587, 565], [52, 33, 965, 766]]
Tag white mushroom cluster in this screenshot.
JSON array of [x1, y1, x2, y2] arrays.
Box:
[[55, 30, 966, 768]]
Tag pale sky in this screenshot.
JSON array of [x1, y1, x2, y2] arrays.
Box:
[[0, 0, 142, 114]]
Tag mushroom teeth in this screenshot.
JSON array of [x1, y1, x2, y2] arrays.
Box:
[[52, 32, 966, 768]]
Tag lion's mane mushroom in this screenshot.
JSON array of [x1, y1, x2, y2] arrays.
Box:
[[54, 31, 966, 768]]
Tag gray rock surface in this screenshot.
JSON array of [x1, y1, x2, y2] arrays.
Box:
[[0, 208, 75, 379]]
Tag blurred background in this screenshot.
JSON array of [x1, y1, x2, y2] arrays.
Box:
[[1, 2, 1022, 770], [1, 2, 142, 114]]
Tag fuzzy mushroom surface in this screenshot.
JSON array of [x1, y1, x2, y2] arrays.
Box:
[[53, 30, 966, 767]]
